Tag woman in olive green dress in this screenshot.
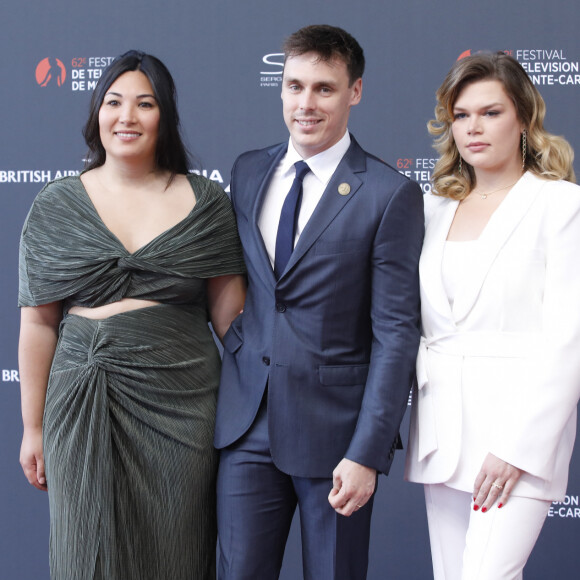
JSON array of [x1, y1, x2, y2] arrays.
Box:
[[18, 50, 246, 579]]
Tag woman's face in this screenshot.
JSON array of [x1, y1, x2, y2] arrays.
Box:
[[451, 79, 524, 177], [98, 70, 160, 165]]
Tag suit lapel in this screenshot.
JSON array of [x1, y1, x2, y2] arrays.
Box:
[[247, 144, 287, 286], [281, 140, 365, 278], [453, 172, 543, 322], [420, 197, 458, 323]]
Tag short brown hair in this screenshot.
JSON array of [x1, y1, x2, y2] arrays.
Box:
[[283, 25, 365, 86]]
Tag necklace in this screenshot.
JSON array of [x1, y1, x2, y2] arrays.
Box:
[[474, 180, 518, 200]]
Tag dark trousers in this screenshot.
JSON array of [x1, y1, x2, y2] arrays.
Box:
[[217, 400, 375, 580]]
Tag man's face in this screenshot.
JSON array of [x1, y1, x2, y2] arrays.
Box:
[[281, 52, 362, 159]]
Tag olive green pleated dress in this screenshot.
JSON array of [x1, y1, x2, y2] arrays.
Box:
[[19, 174, 246, 580]]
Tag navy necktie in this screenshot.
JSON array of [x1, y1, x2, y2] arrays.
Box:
[[274, 160, 310, 279]]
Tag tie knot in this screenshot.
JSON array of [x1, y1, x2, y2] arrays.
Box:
[[294, 160, 310, 183]]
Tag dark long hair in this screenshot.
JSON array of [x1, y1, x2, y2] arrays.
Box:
[[82, 50, 191, 177]]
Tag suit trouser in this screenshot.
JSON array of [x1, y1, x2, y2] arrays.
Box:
[[217, 398, 375, 580], [424, 483, 551, 580]]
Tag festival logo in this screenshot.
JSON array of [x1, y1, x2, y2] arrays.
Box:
[[457, 49, 474, 60], [34, 56, 115, 92], [35, 57, 67, 87], [396, 157, 438, 194], [458, 48, 580, 86], [549, 494, 580, 519]]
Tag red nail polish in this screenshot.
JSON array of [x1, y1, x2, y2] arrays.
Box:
[[498, 503, 503, 509], [473, 504, 479, 511], [481, 507, 487, 513]]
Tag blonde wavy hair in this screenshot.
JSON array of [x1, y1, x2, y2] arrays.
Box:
[[428, 52, 576, 200]]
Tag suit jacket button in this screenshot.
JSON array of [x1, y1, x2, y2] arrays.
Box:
[[262, 357, 270, 366], [275, 303, 286, 313]]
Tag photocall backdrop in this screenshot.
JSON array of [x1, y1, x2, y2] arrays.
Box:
[[1, 1, 579, 578]]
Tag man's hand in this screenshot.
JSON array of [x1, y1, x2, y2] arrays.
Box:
[[328, 458, 376, 516]]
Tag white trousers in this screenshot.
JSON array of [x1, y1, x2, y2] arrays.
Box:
[[424, 484, 551, 580]]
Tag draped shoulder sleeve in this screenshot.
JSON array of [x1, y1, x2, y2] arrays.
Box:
[[19, 176, 100, 307], [171, 174, 246, 280]]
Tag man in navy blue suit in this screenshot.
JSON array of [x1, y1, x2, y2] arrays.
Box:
[[215, 24, 424, 579]]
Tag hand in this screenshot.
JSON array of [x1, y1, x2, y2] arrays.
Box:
[[328, 458, 376, 516], [20, 428, 47, 491], [473, 453, 522, 512]]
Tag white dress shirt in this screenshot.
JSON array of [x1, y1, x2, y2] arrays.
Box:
[[258, 131, 351, 269]]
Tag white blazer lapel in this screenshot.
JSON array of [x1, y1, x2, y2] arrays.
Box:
[[420, 196, 458, 323], [453, 172, 544, 322]]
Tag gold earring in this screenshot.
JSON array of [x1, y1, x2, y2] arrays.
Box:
[[521, 129, 527, 171]]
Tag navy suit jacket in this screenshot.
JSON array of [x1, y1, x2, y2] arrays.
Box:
[[214, 136, 424, 478]]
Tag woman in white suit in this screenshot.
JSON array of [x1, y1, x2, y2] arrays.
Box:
[[405, 52, 580, 579]]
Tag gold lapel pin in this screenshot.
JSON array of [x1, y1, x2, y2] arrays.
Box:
[[338, 183, 351, 196]]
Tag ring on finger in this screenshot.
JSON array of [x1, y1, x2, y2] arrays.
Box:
[[356, 504, 363, 508], [491, 482, 503, 490]]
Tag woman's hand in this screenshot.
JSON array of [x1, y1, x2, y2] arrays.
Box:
[[18, 303, 62, 493], [20, 427, 47, 491], [473, 452, 523, 512]]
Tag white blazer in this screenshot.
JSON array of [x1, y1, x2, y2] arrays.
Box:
[[405, 172, 580, 501]]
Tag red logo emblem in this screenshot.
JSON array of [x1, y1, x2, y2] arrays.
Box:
[[36, 57, 67, 87], [457, 49, 513, 61]]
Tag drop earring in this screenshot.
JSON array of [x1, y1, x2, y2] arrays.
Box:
[[521, 129, 527, 171]]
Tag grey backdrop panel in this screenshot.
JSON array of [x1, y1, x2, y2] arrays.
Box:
[[1, 1, 579, 578]]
